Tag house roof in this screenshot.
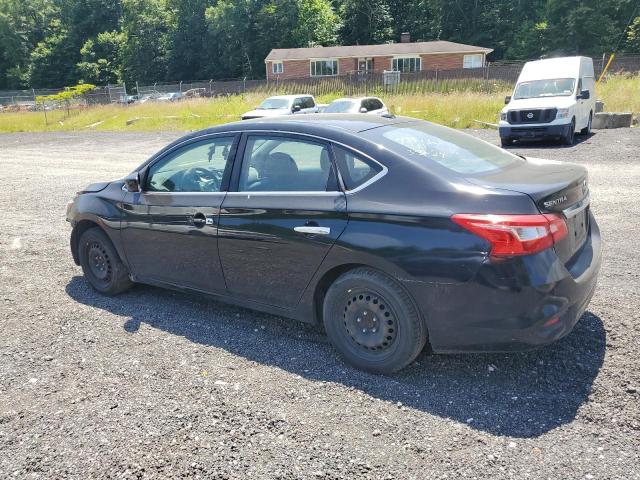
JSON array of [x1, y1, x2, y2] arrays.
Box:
[[265, 41, 493, 62]]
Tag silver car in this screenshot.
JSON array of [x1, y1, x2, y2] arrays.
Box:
[[241, 95, 319, 120], [323, 97, 388, 115]]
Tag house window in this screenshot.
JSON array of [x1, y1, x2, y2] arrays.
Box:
[[358, 58, 373, 72], [392, 57, 421, 73], [272, 62, 283, 74], [311, 59, 338, 77], [463, 54, 484, 69]]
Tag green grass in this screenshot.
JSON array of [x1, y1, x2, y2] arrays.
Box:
[[0, 74, 637, 133]]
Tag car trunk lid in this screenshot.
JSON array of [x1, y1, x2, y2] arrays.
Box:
[[466, 157, 590, 263]]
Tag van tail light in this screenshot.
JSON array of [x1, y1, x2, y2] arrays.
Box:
[[451, 213, 568, 257]]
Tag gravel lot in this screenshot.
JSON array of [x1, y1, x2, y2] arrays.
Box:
[[1, 127, 639, 479]]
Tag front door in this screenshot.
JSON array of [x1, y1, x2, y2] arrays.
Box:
[[121, 134, 238, 293], [218, 133, 348, 308]]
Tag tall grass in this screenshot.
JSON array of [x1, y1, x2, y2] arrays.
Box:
[[0, 74, 637, 133], [595, 73, 640, 112]]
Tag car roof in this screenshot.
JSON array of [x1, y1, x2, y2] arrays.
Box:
[[330, 97, 379, 102], [265, 94, 312, 100], [221, 114, 407, 133]]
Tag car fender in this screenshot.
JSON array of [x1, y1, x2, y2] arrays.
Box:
[[68, 183, 127, 266]]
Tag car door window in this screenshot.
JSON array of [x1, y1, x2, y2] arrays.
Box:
[[239, 136, 336, 192], [333, 146, 382, 190], [146, 137, 235, 192]]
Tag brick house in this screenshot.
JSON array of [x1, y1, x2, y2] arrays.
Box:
[[265, 37, 493, 80]]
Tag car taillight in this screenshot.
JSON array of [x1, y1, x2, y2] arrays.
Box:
[[451, 213, 568, 257]]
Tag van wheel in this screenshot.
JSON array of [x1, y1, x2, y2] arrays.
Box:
[[501, 138, 513, 147], [562, 119, 575, 145], [323, 268, 427, 374], [581, 113, 592, 135], [79, 227, 132, 295]]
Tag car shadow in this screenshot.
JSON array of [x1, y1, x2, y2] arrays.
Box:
[[505, 131, 595, 149], [66, 276, 605, 439]]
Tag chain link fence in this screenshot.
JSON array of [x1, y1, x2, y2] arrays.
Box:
[[2, 54, 639, 113]]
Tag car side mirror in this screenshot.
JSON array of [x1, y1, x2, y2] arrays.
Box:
[[504, 95, 511, 104], [359, 107, 368, 113], [124, 172, 141, 192], [292, 105, 302, 112], [578, 89, 590, 100]]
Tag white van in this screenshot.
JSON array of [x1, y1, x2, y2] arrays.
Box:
[[499, 56, 596, 146]]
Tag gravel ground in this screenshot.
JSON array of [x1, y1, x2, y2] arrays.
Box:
[[1, 128, 639, 479]]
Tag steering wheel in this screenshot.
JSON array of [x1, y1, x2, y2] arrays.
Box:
[[182, 167, 222, 192]]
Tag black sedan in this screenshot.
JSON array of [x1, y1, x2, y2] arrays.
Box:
[[67, 114, 601, 373]]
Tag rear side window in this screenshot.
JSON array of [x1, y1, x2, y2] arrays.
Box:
[[333, 146, 382, 190], [369, 98, 384, 110], [367, 122, 522, 175], [239, 135, 336, 192]]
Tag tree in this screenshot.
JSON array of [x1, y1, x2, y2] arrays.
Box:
[[0, 0, 59, 88], [339, 0, 394, 45], [77, 30, 124, 84], [166, 0, 209, 80], [293, 0, 341, 47], [28, 22, 79, 87], [120, 0, 172, 84], [625, 16, 640, 51]]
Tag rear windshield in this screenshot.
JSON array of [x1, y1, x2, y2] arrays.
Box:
[[366, 121, 523, 175], [258, 98, 290, 109], [325, 100, 357, 113]]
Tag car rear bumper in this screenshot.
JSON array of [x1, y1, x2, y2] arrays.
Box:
[[500, 123, 571, 140], [402, 211, 602, 353]]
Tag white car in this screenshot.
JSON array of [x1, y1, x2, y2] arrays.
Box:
[[157, 92, 183, 102], [499, 56, 596, 146], [241, 95, 319, 120], [323, 97, 388, 115]]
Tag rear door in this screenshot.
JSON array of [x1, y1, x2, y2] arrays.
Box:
[[218, 133, 348, 308], [121, 134, 238, 293]]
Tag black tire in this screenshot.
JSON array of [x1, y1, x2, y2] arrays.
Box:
[[78, 227, 132, 295], [580, 113, 592, 135], [323, 268, 427, 374], [562, 119, 575, 145], [500, 138, 514, 147]]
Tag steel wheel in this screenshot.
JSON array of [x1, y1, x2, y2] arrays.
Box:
[[78, 227, 132, 295], [343, 290, 398, 352], [86, 241, 113, 284], [323, 268, 428, 374]]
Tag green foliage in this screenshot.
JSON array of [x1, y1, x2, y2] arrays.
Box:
[[339, 0, 394, 45], [0, 0, 639, 89], [77, 31, 124, 84], [120, 0, 173, 84], [626, 16, 640, 51], [35, 82, 96, 103]]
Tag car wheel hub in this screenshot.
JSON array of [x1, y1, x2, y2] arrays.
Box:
[[88, 242, 111, 281], [343, 293, 396, 350]]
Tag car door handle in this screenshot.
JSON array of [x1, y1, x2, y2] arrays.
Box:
[[294, 226, 331, 235], [192, 212, 207, 228]]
